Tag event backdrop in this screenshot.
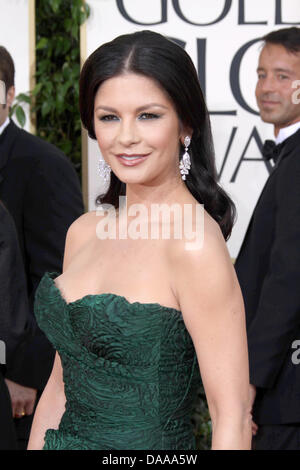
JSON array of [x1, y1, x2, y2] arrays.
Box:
[[82, 0, 300, 257], [0, 0, 35, 133]]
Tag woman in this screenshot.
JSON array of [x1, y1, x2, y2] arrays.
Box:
[[28, 31, 251, 450]]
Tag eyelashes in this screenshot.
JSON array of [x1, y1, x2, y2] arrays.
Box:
[[99, 115, 118, 122], [98, 112, 161, 122], [139, 112, 161, 120], [257, 74, 289, 80]]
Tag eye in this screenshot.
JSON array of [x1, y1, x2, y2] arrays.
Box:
[[99, 114, 119, 122], [257, 73, 266, 80], [138, 112, 160, 120], [278, 74, 288, 80]]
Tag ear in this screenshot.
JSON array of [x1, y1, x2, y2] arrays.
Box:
[[6, 86, 15, 108], [180, 126, 193, 146]]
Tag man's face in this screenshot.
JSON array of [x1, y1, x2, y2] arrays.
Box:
[[0, 79, 5, 106], [0, 76, 14, 126], [255, 43, 300, 135], [0, 77, 7, 126]]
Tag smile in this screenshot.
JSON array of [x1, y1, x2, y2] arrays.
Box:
[[116, 154, 150, 166], [261, 100, 280, 106]]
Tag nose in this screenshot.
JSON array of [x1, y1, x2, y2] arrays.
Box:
[[117, 118, 140, 147], [257, 74, 277, 94]]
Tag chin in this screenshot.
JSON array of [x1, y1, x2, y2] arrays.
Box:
[[259, 112, 278, 125], [114, 173, 145, 185]]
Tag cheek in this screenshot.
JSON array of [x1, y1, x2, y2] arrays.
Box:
[[146, 120, 180, 152], [280, 88, 295, 107], [94, 124, 114, 152], [146, 130, 170, 150], [255, 82, 262, 96]]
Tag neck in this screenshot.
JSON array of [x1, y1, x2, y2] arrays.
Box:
[[0, 113, 9, 127], [274, 118, 300, 137], [120, 175, 193, 217]]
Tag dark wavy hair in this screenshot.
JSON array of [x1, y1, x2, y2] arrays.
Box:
[[262, 27, 300, 53], [79, 30, 236, 240]]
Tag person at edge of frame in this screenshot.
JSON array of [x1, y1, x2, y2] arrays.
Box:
[[235, 27, 300, 450], [0, 201, 36, 450], [0, 45, 84, 450]]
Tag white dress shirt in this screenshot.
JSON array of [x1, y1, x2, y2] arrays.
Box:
[[275, 120, 300, 145]]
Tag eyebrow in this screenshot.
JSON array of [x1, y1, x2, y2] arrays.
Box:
[[257, 67, 294, 74], [94, 103, 169, 112]]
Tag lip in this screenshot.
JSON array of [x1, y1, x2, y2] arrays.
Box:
[[260, 100, 280, 106], [116, 153, 150, 167]]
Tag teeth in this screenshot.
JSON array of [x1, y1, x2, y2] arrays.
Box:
[[120, 156, 143, 160]]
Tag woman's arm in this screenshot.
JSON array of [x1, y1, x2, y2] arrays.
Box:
[[171, 214, 252, 450], [27, 212, 95, 450], [27, 352, 65, 450]]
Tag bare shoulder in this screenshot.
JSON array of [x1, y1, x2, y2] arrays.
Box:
[[168, 209, 230, 270], [66, 210, 99, 241], [167, 210, 239, 327], [62, 210, 101, 270]]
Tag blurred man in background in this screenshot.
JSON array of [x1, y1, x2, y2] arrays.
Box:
[[0, 45, 84, 449], [235, 27, 300, 450], [0, 201, 34, 450]]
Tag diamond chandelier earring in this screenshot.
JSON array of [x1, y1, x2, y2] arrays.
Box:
[[98, 158, 111, 182], [179, 136, 191, 180]]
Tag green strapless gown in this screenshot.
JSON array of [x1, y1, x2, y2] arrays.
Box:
[[34, 271, 201, 450]]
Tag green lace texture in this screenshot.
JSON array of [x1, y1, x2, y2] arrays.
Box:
[[34, 271, 202, 450]]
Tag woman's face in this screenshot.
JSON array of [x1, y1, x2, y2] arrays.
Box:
[[93, 73, 187, 185]]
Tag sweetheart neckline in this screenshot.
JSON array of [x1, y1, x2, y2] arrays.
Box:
[[44, 271, 182, 315]]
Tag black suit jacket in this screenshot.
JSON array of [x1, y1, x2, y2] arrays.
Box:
[[0, 202, 34, 449], [0, 120, 84, 439], [235, 128, 300, 425]]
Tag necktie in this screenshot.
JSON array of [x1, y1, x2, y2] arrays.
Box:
[[262, 140, 284, 164]]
